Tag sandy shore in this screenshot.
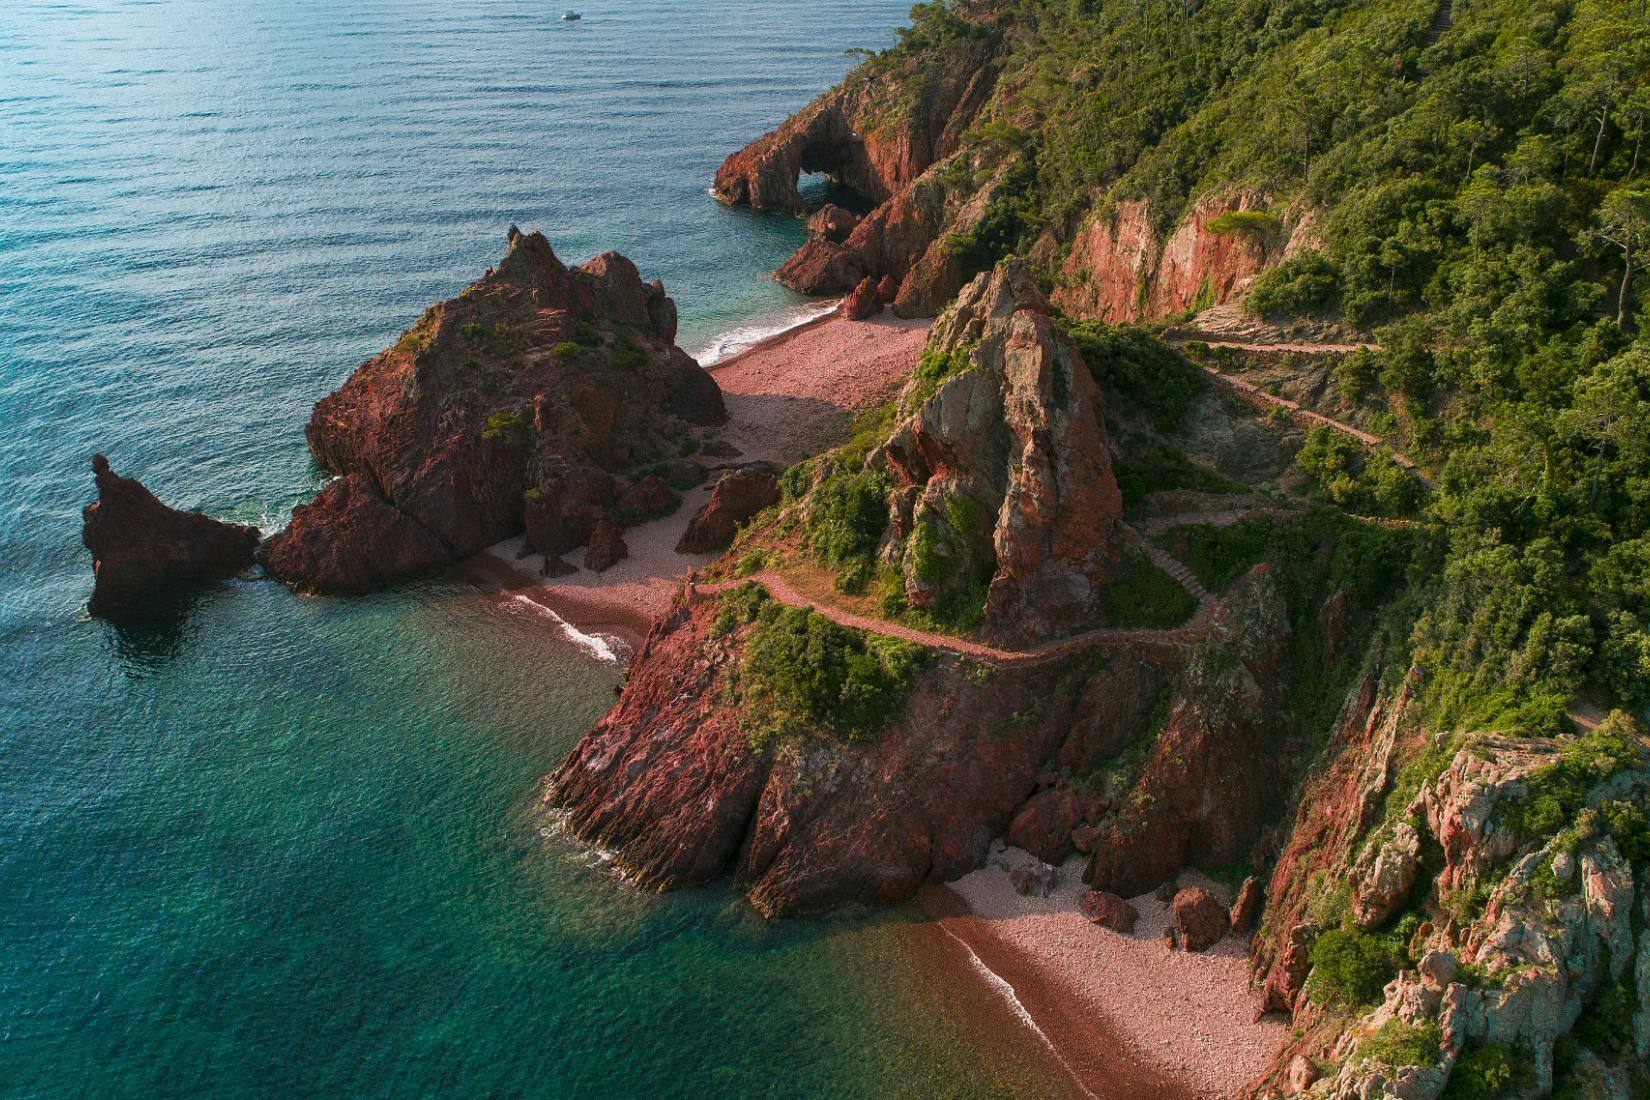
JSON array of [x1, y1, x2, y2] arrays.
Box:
[[473, 309, 930, 639], [938, 847, 1287, 1099]]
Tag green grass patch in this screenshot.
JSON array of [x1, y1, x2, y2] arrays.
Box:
[[1101, 552, 1197, 628]]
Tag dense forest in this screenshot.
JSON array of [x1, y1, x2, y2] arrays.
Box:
[[866, 0, 1650, 735]]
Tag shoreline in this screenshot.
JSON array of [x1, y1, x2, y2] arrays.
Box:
[[467, 306, 930, 638]]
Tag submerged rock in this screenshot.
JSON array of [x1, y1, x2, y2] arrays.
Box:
[[81, 454, 259, 617]]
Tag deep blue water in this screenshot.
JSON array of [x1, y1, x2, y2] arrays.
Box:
[[0, 2, 1074, 1097]]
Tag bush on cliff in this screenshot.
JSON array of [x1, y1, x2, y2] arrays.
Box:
[[1067, 320, 1204, 433], [715, 585, 924, 749], [1305, 927, 1404, 1009]]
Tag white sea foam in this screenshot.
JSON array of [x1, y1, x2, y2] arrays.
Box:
[[934, 922, 1101, 1100], [504, 593, 628, 663], [693, 299, 839, 366]]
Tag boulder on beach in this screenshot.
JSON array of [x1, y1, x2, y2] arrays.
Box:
[[81, 454, 260, 617], [675, 464, 780, 554], [1171, 887, 1229, 951], [1229, 875, 1264, 935], [1005, 789, 1082, 864], [1079, 889, 1138, 933], [1010, 860, 1059, 898], [840, 276, 883, 320], [584, 517, 628, 572]]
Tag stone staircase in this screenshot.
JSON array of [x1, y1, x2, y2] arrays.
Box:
[[1122, 523, 1214, 607]]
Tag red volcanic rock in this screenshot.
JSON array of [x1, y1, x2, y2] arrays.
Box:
[[1172, 887, 1228, 951], [840, 276, 883, 321], [1052, 194, 1286, 323], [872, 261, 1125, 646], [262, 228, 723, 594], [807, 203, 860, 243], [618, 474, 678, 522], [1071, 825, 1101, 854], [81, 454, 259, 616], [876, 274, 899, 302], [1006, 789, 1082, 863], [1229, 875, 1264, 935], [675, 464, 780, 554], [1079, 889, 1139, 933], [1084, 567, 1292, 898], [775, 239, 865, 295], [583, 517, 628, 572], [525, 464, 617, 556], [547, 594, 1091, 915]]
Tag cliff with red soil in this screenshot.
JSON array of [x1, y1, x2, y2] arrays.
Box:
[[547, 265, 1374, 921], [262, 229, 724, 593], [81, 454, 261, 616]]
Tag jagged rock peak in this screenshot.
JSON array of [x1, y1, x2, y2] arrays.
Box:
[[81, 454, 260, 617]]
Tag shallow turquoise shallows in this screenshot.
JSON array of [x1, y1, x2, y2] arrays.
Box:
[[0, 2, 1069, 1097]]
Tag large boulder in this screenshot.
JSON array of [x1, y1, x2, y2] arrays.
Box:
[[583, 517, 628, 573], [1010, 860, 1059, 898], [807, 203, 860, 243], [262, 228, 722, 593], [840, 276, 884, 321], [81, 454, 260, 616], [1171, 887, 1228, 951], [1229, 875, 1264, 935], [1079, 889, 1139, 933], [675, 465, 780, 554]]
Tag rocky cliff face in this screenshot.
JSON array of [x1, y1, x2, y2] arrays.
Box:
[[262, 229, 724, 593], [81, 454, 260, 617], [1249, 695, 1650, 1100], [870, 261, 1124, 645], [1051, 194, 1316, 322]]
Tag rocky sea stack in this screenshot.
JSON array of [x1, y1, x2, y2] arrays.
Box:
[[262, 228, 725, 593], [81, 454, 260, 617]]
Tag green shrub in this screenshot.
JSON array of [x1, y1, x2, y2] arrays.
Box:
[[1067, 321, 1204, 432], [480, 409, 530, 447], [1173, 518, 1273, 590], [1305, 928, 1401, 1008], [804, 466, 892, 577], [1100, 552, 1198, 628], [1113, 446, 1242, 511], [736, 599, 925, 748], [1574, 980, 1636, 1059], [1441, 1043, 1521, 1100], [612, 333, 648, 370], [1206, 210, 1279, 239], [1247, 251, 1341, 317], [550, 340, 582, 361], [1503, 724, 1642, 842], [1355, 1018, 1442, 1068]]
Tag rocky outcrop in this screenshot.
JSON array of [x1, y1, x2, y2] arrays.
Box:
[[81, 454, 260, 616], [1006, 789, 1082, 863], [840, 276, 883, 320], [675, 464, 781, 554], [262, 229, 723, 593], [1052, 194, 1301, 322], [1230, 876, 1264, 935], [871, 261, 1125, 645], [713, 29, 1001, 216]]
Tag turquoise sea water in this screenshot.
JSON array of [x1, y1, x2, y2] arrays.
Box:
[[0, 2, 1074, 1097]]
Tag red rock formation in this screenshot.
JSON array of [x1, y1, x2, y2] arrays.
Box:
[[1052, 194, 1300, 322], [1084, 566, 1293, 898], [583, 517, 628, 572], [872, 261, 1125, 646], [1229, 875, 1264, 935], [807, 203, 860, 243], [1080, 889, 1139, 932], [81, 454, 260, 616], [712, 31, 1001, 216], [262, 229, 723, 593], [839, 277, 883, 320], [675, 465, 780, 554], [1006, 789, 1082, 863], [618, 474, 678, 522], [1172, 887, 1230, 951]]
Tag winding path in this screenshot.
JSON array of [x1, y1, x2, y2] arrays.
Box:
[[696, 568, 1213, 666]]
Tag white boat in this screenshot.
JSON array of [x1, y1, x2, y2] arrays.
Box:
[[561, 10, 581, 20]]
